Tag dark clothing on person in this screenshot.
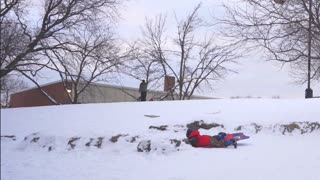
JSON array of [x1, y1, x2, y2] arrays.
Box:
[[139, 81, 147, 92], [140, 91, 147, 101], [209, 136, 225, 147], [139, 80, 147, 101]]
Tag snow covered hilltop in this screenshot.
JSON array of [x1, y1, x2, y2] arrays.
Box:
[[1, 99, 320, 180]]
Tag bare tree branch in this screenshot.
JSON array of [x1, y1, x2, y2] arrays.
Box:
[[125, 3, 241, 100], [218, 0, 320, 83], [45, 25, 122, 103], [0, 0, 122, 78]]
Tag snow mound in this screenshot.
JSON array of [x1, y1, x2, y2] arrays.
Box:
[[235, 121, 320, 135], [2, 121, 320, 153]]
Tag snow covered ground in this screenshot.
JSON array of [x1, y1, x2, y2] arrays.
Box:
[[1, 99, 320, 180]]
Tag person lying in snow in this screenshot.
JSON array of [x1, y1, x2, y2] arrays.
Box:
[[186, 129, 237, 148]]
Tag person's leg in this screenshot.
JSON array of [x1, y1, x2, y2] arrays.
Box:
[[141, 92, 147, 101], [209, 136, 225, 147], [224, 139, 237, 148], [208, 135, 237, 148]]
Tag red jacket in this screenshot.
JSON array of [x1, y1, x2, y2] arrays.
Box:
[[187, 130, 211, 147]]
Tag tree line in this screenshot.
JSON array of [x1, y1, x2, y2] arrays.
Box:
[[1, 0, 319, 106]]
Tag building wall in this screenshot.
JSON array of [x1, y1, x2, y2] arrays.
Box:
[[77, 84, 170, 103], [10, 82, 72, 107], [77, 83, 214, 103], [9, 81, 215, 108]]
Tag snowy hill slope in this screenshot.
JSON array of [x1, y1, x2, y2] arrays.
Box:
[[1, 99, 320, 180]]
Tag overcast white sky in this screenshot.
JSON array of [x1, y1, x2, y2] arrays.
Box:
[[114, 0, 320, 99], [32, 0, 319, 99]]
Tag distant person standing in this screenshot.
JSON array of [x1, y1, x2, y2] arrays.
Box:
[[139, 80, 147, 101]]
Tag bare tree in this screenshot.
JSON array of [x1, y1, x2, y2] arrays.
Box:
[[45, 25, 122, 103], [122, 15, 171, 96], [219, 0, 320, 83], [0, 74, 28, 107], [0, 0, 121, 79], [173, 4, 241, 99], [127, 4, 241, 100]]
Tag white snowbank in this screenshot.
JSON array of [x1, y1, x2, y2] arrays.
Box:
[[1, 99, 320, 180]]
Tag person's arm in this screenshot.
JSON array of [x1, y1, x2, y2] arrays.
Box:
[[188, 137, 198, 147]]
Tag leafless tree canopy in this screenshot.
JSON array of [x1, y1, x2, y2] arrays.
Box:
[[125, 4, 241, 100], [1, 0, 124, 104], [122, 15, 169, 92], [0, 74, 28, 107], [0, 0, 121, 79], [219, 0, 320, 83], [46, 25, 122, 103]]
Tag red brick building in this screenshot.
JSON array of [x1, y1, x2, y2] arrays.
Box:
[[10, 81, 72, 108], [10, 78, 214, 108]]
